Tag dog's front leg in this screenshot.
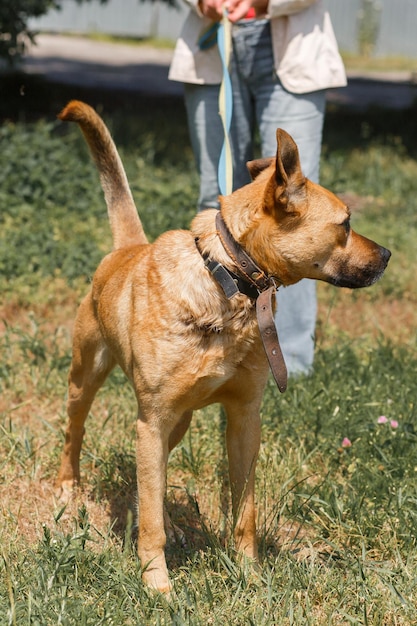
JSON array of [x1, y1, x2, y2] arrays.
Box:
[[223, 400, 261, 560], [136, 417, 171, 594]]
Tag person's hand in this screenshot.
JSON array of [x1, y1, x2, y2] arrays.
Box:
[[198, 0, 224, 21], [225, 0, 268, 23]]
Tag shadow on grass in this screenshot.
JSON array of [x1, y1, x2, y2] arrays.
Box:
[[91, 445, 230, 569], [324, 100, 417, 159], [2, 71, 417, 159]]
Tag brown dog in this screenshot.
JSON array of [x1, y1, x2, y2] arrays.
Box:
[[56, 101, 390, 594]]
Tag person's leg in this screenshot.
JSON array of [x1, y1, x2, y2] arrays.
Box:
[[231, 18, 326, 182], [257, 84, 325, 184], [259, 85, 325, 374], [185, 22, 325, 373], [184, 83, 223, 210], [244, 21, 326, 374]]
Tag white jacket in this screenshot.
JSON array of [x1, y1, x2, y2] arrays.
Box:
[[168, 0, 347, 94]]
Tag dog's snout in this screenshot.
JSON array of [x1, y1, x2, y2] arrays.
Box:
[[325, 239, 391, 289]]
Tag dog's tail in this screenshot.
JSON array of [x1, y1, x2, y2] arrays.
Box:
[[58, 100, 148, 249]]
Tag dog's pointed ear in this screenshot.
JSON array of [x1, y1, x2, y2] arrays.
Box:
[[247, 157, 274, 180], [275, 128, 303, 187], [270, 128, 306, 213]]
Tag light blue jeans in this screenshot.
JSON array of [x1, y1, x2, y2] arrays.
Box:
[[184, 19, 326, 374]]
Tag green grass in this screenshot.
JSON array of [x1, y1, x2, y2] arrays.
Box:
[[1, 84, 417, 623], [341, 51, 417, 73], [87, 32, 177, 50]]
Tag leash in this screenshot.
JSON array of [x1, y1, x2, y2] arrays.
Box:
[[198, 9, 233, 195], [217, 9, 233, 196]]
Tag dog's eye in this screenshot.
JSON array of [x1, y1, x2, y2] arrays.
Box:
[[341, 219, 350, 234]]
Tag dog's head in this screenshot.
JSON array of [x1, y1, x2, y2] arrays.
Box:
[[235, 129, 391, 288]]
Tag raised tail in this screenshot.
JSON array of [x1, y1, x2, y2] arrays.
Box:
[[58, 100, 148, 249]]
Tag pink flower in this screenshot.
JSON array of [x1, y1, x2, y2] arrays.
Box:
[[341, 437, 352, 448], [378, 416, 388, 424], [390, 420, 399, 429]]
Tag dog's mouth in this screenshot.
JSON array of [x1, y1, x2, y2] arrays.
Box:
[[328, 272, 383, 289], [325, 245, 391, 289]]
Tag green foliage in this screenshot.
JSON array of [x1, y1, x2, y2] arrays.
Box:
[[357, 0, 381, 57], [0, 120, 108, 282], [0, 113, 197, 288], [0, 1, 59, 66], [0, 0, 177, 66]]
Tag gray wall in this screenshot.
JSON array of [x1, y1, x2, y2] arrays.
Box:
[[30, 0, 417, 58]]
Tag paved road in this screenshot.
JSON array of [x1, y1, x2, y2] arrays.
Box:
[[22, 34, 417, 110]]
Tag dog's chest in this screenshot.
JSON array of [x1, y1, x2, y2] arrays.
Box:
[[182, 303, 260, 370]]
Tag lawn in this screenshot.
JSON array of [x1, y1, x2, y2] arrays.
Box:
[[0, 79, 417, 624]]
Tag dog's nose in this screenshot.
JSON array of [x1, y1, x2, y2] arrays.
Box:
[[380, 247, 391, 266]]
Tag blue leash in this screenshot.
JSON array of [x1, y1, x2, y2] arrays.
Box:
[[217, 10, 233, 196], [198, 14, 233, 196], [198, 22, 220, 50]]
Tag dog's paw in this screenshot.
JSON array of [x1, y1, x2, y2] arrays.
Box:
[[142, 567, 173, 597], [55, 479, 78, 502]]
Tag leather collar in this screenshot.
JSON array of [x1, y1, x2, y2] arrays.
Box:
[[215, 211, 280, 293], [195, 210, 288, 393], [202, 256, 259, 300], [196, 211, 280, 301]]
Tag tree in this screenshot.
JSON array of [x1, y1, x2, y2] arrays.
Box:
[[0, 0, 177, 67], [0, 0, 108, 66], [357, 0, 381, 57]]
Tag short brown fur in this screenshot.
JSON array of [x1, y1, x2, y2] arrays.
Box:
[[56, 101, 390, 593]]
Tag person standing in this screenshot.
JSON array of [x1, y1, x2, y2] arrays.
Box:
[[169, 0, 346, 374]]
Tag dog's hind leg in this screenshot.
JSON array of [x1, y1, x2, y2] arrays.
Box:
[[168, 409, 193, 452], [57, 295, 115, 496], [163, 410, 193, 546]]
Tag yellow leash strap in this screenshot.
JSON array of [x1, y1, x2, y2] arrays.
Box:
[[217, 9, 233, 196]]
